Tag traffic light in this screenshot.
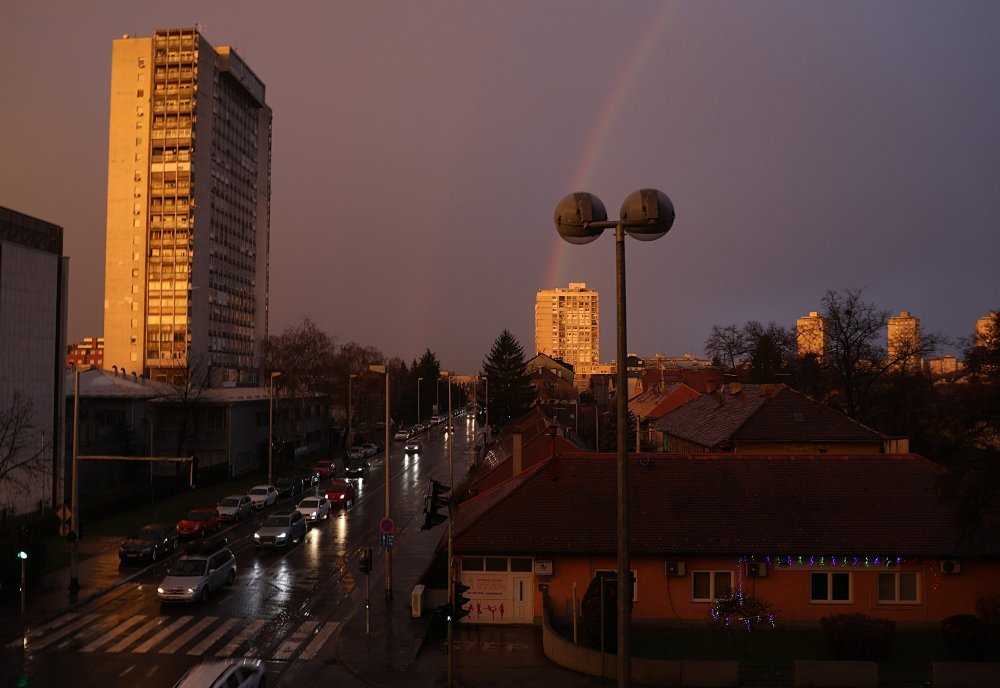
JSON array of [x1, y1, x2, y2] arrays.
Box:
[[359, 547, 372, 574], [451, 580, 471, 623], [421, 479, 450, 530]]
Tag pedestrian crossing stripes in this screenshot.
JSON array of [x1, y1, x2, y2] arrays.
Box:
[[26, 612, 341, 661]]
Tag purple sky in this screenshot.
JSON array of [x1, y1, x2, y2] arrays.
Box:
[[3, 2, 999, 374]]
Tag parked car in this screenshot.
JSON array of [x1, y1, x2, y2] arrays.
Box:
[[295, 495, 331, 524], [313, 459, 335, 480], [429, 415, 445, 425], [362, 442, 378, 457], [393, 428, 410, 441], [157, 539, 235, 603], [254, 511, 307, 549], [345, 459, 368, 478], [174, 659, 265, 688], [346, 446, 365, 462], [296, 470, 321, 488], [325, 480, 356, 509], [404, 440, 422, 454], [119, 523, 177, 563], [247, 485, 278, 510], [176, 508, 222, 539], [216, 495, 252, 522], [275, 476, 304, 498]]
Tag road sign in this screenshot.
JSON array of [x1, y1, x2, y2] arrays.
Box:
[[380, 532, 395, 549], [58, 522, 71, 537], [56, 504, 72, 523], [379, 517, 395, 534]]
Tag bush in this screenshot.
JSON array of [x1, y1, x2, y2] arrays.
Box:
[[820, 613, 896, 661], [941, 614, 988, 661], [579, 573, 621, 653]]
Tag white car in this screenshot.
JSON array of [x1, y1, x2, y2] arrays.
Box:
[[247, 485, 277, 510], [216, 495, 252, 522], [393, 429, 410, 441], [295, 495, 331, 524], [174, 659, 265, 688], [157, 541, 236, 603]]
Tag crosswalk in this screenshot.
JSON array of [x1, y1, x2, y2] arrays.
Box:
[[16, 611, 342, 662]]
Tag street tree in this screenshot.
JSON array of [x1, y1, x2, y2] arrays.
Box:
[[743, 320, 796, 383], [158, 355, 213, 460], [703, 324, 748, 373], [482, 329, 535, 428], [259, 317, 337, 397], [0, 390, 46, 494]]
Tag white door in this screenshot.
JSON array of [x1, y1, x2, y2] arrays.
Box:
[[510, 574, 533, 623]]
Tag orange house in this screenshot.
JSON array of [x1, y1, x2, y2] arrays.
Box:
[[451, 453, 1000, 627]]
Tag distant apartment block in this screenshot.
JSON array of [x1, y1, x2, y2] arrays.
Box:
[[103, 28, 272, 386], [925, 355, 964, 376], [0, 206, 68, 517], [534, 282, 599, 368], [67, 336, 105, 369], [888, 310, 921, 368], [796, 311, 825, 358], [976, 311, 998, 347]]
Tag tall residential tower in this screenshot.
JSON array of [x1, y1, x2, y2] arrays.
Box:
[[534, 282, 599, 367], [104, 28, 271, 385]]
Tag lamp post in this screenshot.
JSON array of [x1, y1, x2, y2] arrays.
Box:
[[417, 377, 424, 426], [554, 189, 675, 687], [440, 369, 455, 687], [348, 373, 357, 448], [370, 364, 392, 600], [268, 371, 281, 485], [70, 364, 80, 593]]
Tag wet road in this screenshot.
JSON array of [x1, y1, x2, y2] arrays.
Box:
[[2, 415, 483, 688]]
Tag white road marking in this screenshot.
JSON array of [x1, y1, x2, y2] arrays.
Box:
[[107, 616, 163, 653], [298, 621, 339, 660], [134, 616, 192, 653], [28, 613, 100, 651], [217, 618, 264, 657], [272, 620, 318, 660], [118, 665, 135, 678], [82, 615, 147, 652], [161, 616, 217, 654], [187, 617, 239, 656]]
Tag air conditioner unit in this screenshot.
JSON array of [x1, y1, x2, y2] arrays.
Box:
[[664, 561, 686, 576], [940, 560, 962, 574], [747, 562, 768, 578]]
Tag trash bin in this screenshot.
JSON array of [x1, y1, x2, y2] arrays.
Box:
[[411, 584, 425, 618]]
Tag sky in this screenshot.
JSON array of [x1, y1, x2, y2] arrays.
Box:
[[3, 1, 999, 374]]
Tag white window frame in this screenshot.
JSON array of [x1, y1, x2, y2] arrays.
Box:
[[810, 571, 853, 604], [691, 570, 733, 603], [595, 568, 638, 602], [877, 572, 920, 605]]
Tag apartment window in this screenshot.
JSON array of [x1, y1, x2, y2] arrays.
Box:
[[137, 89, 144, 98], [136, 137, 142, 146], [811, 572, 852, 603], [130, 336, 137, 345], [132, 269, 139, 277], [692, 570, 732, 602], [130, 352, 138, 362], [134, 171, 142, 181], [138, 57, 145, 68], [878, 572, 919, 604]]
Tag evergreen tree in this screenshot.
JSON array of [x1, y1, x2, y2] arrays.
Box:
[[482, 330, 535, 428]]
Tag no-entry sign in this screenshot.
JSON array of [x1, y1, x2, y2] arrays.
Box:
[[379, 517, 395, 534]]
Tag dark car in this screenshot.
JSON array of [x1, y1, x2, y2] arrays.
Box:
[[119, 523, 177, 563], [345, 459, 368, 478], [275, 476, 304, 498], [297, 470, 321, 487]]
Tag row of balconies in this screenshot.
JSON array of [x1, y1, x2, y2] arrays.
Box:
[[152, 102, 194, 115]]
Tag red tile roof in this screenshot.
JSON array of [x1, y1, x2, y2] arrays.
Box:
[[453, 453, 999, 559]]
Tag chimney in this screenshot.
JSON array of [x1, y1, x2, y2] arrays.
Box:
[[513, 429, 523, 476]]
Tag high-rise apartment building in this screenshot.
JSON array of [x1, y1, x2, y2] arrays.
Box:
[[796, 311, 825, 359], [976, 311, 998, 347], [534, 282, 599, 367], [104, 28, 271, 385], [888, 310, 921, 368]]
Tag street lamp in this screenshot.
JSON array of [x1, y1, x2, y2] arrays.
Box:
[[554, 188, 675, 687], [348, 373, 357, 448], [417, 377, 424, 425], [268, 371, 282, 485], [440, 369, 455, 686], [370, 364, 392, 600]]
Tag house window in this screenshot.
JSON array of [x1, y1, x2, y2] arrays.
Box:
[[485, 557, 508, 572], [596, 568, 638, 601], [461, 557, 485, 572], [811, 572, 852, 603], [692, 570, 732, 602], [878, 572, 919, 604]]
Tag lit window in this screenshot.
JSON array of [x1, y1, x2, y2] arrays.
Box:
[[810, 572, 852, 603], [878, 572, 919, 604], [692, 570, 732, 602]]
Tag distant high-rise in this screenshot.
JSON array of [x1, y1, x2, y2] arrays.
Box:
[[888, 311, 921, 368], [535, 282, 599, 367], [104, 28, 271, 385], [976, 311, 998, 347], [796, 311, 825, 359]]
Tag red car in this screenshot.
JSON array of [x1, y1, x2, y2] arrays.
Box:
[[176, 508, 221, 539], [325, 480, 356, 509], [314, 460, 335, 480]]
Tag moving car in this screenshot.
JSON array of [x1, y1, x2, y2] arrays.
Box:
[[176, 508, 222, 539], [173, 659, 265, 688], [247, 485, 278, 510], [119, 523, 177, 563], [345, 459, 368, 478], [393, 428, 410, 441], [325, 480, 356, 509], [313, 459, 335, 480], [275, 476, 304, 498], [216, 495, 252, 522], [346, 446, 364, 462], [156, 539, 235, 603], [362, 442, 378, 457], [429, 415, 445, 425], [295, 495, 331, 524], [404, 440, 422, 454], [254, 511, 307, 549]]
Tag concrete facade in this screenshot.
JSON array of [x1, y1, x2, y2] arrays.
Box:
[[534, 282, 599, 368]]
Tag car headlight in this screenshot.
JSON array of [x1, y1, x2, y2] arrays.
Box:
[[254, 533, 261, 540], [186, 588, 194, 595], [157, 587, 165, 594], [276, 533, 287, 539], [309, 511, 317, 517]]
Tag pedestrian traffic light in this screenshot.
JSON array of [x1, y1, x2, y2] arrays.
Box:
[[359, 547, 372, 574], [421, 479, 450, 530], [451, 580, 471, 623]]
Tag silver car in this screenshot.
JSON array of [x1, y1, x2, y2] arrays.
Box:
[[295, 496, 331, 524], [254, 511, 307, 548], [216, 495, 252, 522], [157, 542, 236, 603], [174, 659, 265, 688]]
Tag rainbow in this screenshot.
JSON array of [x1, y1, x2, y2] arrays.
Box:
[[544, 4, 674, 290]]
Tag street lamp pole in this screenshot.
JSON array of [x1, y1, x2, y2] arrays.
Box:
[[417, 377, 424, 426], [268, 371, 281, 485], [70, 364, 80, 593], [441, 369, 454, 687], [554, 189, 674, 687], [481, 375, 489, 443], [348, 373, 357, 448], [370, 364, 392, 599]]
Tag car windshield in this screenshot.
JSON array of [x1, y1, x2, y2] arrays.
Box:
[[249, 487, 269, 495], [219, 498, 241, 507], [299, 499, 319, 508], [185, 510, 212, 521], [328, 484, 348, 493], [263, 516, 288, 527], [135, 526, 160, 540], [171, 559, 208, 577]]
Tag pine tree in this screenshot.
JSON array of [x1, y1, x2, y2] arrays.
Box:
[[482, 330, 535, 428]]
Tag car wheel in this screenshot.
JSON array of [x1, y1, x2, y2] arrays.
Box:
[[226, 569, 236, 586], [200, 587, 210, 603]]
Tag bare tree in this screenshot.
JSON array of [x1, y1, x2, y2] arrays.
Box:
[[0, 390, 45, 492], [259, 317, 337, 397], [158, 355, 213, 458], [743, 320, 797, 383], [704, 324, 749, 373]]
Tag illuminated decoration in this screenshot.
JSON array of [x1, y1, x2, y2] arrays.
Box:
[[750, 554, 901, 569], [711, 592, 776, 632]]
